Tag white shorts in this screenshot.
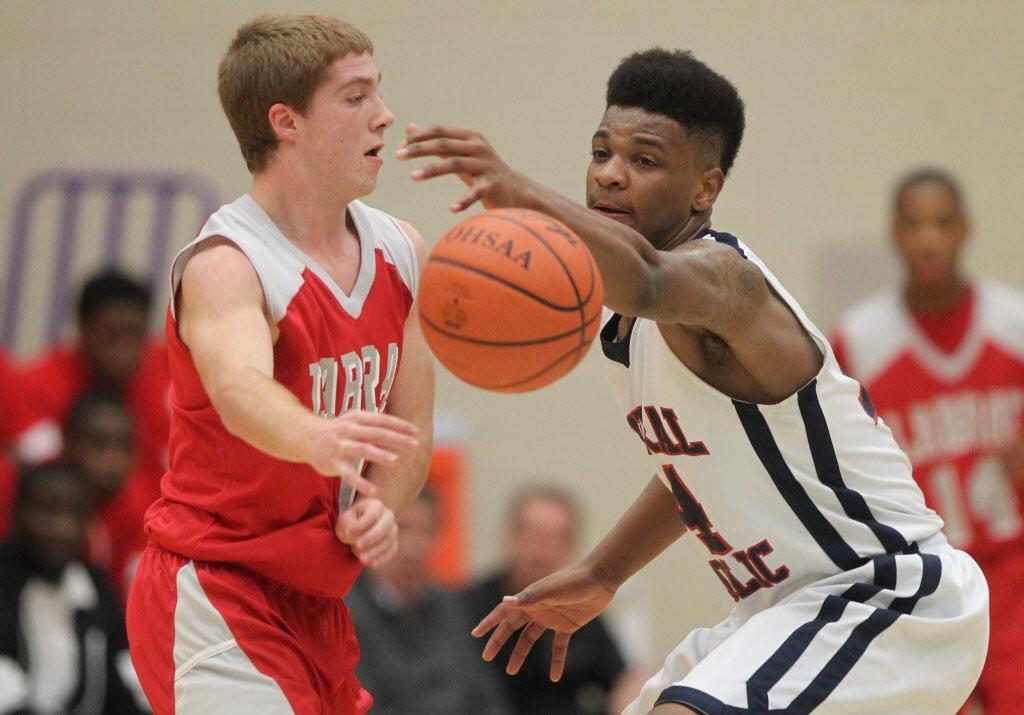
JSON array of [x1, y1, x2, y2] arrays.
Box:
[[623, 542, 988, 714]]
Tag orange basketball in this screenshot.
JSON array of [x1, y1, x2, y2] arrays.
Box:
[[418, 208, 604, 393]]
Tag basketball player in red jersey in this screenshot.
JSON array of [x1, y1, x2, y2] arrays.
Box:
[[832, 169, 1024, 714], [126, 15, 434, 714]]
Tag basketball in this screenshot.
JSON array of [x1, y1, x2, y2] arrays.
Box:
[[417, 208, 604, 393]]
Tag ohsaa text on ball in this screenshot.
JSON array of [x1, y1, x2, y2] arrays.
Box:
[[443, 225, 532, 269]]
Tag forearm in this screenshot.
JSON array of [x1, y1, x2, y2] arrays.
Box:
[[213, 365, 322, 463], [365, 418, 432, 516], [581, 475, 686, 590], [517, 179, 665, 314]]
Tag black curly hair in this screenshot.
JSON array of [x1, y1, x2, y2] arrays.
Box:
[[606, 48, 745, 175]]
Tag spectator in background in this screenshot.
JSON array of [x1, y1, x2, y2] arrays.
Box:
[[0, 462, 149, 714], [17, 269, 171, 519], [63, 390, 146, 600], [0, 347, 31, 539], [347, 489, 511, 715], [464, 487, 629, 715], [832, 167, 1024, 714]]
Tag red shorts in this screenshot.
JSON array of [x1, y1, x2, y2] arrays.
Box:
[[126, 543, 371, 714]]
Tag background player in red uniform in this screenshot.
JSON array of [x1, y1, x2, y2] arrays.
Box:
[[126, 15, 434, 714], [832, 168, 1024, 714], [17, 270, 170, 497]]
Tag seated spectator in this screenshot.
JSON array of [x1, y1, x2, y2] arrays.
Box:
[[0, 462, 149, 713], [17, 270, 170, 509], [63, 391, 148, 600], [347, 490, 512, 715], [0, 347, 31, 540], [464, 486, 627, 715]]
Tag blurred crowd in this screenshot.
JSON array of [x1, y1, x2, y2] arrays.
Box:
[[0, 167, 1022, 714]]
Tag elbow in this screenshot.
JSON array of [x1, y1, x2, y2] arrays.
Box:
[[209, 381, 250, 439]]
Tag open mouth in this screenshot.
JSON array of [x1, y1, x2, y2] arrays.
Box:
[[365, 144, 383, 158], [591, 203, 631, 219]]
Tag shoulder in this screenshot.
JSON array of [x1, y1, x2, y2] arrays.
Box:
[[180, 238, 263, 296], [832, 287, 910, 382], [978, 279, 1024, 356], [833, 287, 903, 339]]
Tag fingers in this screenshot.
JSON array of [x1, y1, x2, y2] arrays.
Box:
[[331, 461, 378, 497], [336, 499, 398, 567], [347, 423, 420, 453], [549, 632, 572, 682], [410, 157, 488, 182], [507, 621, 545, 675], [482, 610, 531, 662], [313, 410, 420, 488], [472, 602, 511, 638], [343, 410, 419, 437], [449, 182, 494, 212], [403, 123, 480, 143], [396, 137, 484, 161]]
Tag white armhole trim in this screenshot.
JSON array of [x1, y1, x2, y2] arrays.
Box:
[[169, 203, 305, 325], [350, 200, 419, 298]]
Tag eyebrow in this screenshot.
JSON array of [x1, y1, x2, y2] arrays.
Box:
[[338, 73, 382, 90], [592, 128, 666, 150]]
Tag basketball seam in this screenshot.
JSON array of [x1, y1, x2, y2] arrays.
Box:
[[485, 212, 591, 354], [479, 341, 588, 390], [426, 256, 587, 312], [420, 307, 603, 347]]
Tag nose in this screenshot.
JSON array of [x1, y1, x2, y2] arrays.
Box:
[[374, 95, 395, 132], [593, 156, 628, 189]]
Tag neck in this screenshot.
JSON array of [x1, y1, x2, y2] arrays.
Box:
[[662, 208, 713, 251], [904, 274, 969, 315], [250, 162, 359, 252]]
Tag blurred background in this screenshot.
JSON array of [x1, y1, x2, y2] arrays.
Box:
[[1, 1, 1022, 712]]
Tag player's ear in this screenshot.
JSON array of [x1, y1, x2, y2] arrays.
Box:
[[693, 167, 725, 212], [267, 103, 300, 143]]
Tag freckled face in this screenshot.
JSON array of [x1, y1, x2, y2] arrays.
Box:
[[586, 106, 704, 248], [296, 53, 395, 197]]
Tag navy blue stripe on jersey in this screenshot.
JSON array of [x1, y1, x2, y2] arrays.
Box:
[[745, 554, 897, 710], [599, 313, 632, 367], [797, 380, 911, 555], [705, 229, 747, 258], [859, 384, 877, 419], [733, 400, 865, 571], [790, 554, 942, 712]]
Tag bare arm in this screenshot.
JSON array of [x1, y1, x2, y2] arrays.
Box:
[[399, 126, 821, 398], [361, 220, 435, 516], [178, 238, 419, 496], [582, 475, 688, 590], [472, 476, 685, 680]]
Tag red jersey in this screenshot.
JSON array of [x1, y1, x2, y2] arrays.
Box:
[[144, 194, 418, 599], [833, 280, 1024, 563]]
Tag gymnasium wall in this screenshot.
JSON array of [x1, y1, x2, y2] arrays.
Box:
[[3, 0, 1022, 661]]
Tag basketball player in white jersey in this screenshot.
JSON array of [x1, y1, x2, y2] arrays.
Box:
[[400, 49, 988, 714]]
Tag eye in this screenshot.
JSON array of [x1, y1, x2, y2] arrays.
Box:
[[590, 148, 610, 160], [347, 94, 366, 105], [635, 156, 659, 168]]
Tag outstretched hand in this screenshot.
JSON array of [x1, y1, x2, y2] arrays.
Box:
[[306, 410, 419, 497], [397, 123, 535, 212], [471, 565, 617, 682]]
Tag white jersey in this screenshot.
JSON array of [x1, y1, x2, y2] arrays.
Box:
[[602, 230, 944, 614], [610, 231, 987, 714]]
